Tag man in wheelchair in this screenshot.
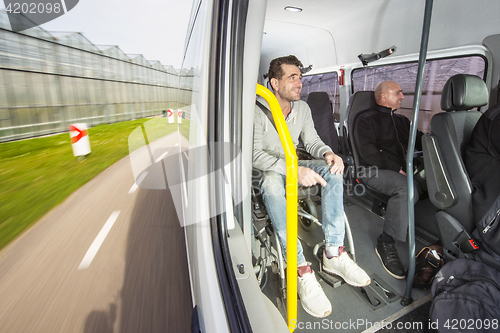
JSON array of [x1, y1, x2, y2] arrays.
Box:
[[253, 55, 370, 318]]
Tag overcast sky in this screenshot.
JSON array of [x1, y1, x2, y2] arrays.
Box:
[[2, 0, 193, 68]]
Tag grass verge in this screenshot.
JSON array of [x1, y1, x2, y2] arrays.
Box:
[[0, 116, 190, 251]]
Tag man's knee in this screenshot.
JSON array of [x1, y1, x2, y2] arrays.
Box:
[[323, 170, 342, 182], [392, 181, 420, 202], [323, 171, 343, 193]]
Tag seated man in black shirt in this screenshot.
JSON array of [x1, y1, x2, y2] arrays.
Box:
[[354, 81, 423, 279], [464, 102, 500, 259]]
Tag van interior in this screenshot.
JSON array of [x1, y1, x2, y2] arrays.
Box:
[[183, 1, 500, 332]]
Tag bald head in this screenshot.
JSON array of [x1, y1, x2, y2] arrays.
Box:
[[374, 81, 405, 111]]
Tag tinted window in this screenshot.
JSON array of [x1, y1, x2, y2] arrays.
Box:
[[352, 56, 486, 133], [301, 72, 340, 121]]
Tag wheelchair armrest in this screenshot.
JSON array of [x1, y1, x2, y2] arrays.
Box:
[[344, 155, 354, 166], [342, 155, 355, 180], [296, 146, 313, 160]]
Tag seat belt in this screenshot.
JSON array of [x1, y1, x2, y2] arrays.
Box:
[[256, 100, 278, 132]]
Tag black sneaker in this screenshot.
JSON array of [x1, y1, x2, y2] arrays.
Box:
[[376, 237, 405, 279]]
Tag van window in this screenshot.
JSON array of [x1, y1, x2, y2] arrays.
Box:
[[301, 72, 340, 121], [352, 56, 486, 133]]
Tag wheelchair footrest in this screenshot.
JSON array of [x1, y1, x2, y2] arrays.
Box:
[[317, 264, 343, 288]]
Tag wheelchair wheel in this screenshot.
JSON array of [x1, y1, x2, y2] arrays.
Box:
[[298, 198, 318, 231], [256, 266, 269, 289]]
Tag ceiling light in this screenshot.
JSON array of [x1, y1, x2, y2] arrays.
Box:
[[284, 6, 302, 13]]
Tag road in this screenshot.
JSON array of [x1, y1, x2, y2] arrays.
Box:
[[0, 131, 193, 332]]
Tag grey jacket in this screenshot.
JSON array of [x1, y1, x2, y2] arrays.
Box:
[[253, 96, 332, 175]]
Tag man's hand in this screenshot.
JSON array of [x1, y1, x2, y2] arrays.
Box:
[[298, 166, 327, 187], [399, 169, 407, 176], [324, 151, 344, 175]]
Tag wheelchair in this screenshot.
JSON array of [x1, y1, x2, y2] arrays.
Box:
[[251, 91, 357, 309], [251, 168, 357, 307]]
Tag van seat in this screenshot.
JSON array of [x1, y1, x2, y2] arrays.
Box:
[[422, 74, 489, 260]]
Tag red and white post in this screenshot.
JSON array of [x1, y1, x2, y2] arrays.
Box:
[[69, 123, 91, 157], [167, 109, 174, 124]]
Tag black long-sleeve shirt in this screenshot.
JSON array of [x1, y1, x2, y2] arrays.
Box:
[[465, 103, 500, 229], [354, 104, 423, 173]]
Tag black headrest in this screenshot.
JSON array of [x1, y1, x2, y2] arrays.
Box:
[[441, 74, 488, 111], [306, 92, 331, 114]]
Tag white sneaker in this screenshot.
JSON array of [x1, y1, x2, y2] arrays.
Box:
[[297, 265, 332, 318], [323, 248, 371, 287]]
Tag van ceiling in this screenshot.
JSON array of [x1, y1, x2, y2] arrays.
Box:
[[260, 0, 500, 73]]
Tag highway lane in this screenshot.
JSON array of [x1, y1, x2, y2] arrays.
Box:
[[0, 131, 192, 332]]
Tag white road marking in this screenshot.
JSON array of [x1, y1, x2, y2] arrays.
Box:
[[128, 171, 149, 194], [155, 151, 168, 163], [175, 143, 178, 147], [78, 211, 120, 270], [61, 0, 68, 13], [183, 151, 188, 160]]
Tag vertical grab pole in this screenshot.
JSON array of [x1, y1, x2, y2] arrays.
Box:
[[402, 0, 434, 305], [256, 84, 298, 332]]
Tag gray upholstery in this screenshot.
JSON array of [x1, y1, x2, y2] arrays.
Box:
[[423, 74, 487, 232], [347, 91, 377, 176], [441, 74, 489, 111], [306, 92, 339, 153], [426, 111, 481, 229]]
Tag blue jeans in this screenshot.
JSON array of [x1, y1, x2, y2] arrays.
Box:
[[259, 159, 345, 266]]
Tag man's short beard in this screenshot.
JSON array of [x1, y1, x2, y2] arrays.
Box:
[[278, 90, 300, 102]]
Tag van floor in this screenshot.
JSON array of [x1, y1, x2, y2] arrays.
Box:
[[260, 194, 439, 333]]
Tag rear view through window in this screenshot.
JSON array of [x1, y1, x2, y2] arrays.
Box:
[[301, 72, 340, 121], [352, 56, 486, 133]]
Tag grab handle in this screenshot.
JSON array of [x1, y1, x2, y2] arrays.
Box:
[[256, 84, 298, 332]]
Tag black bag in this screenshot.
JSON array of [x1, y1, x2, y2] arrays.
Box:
[[430, 259, 500, 332], [412, 240, 444, 290]]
